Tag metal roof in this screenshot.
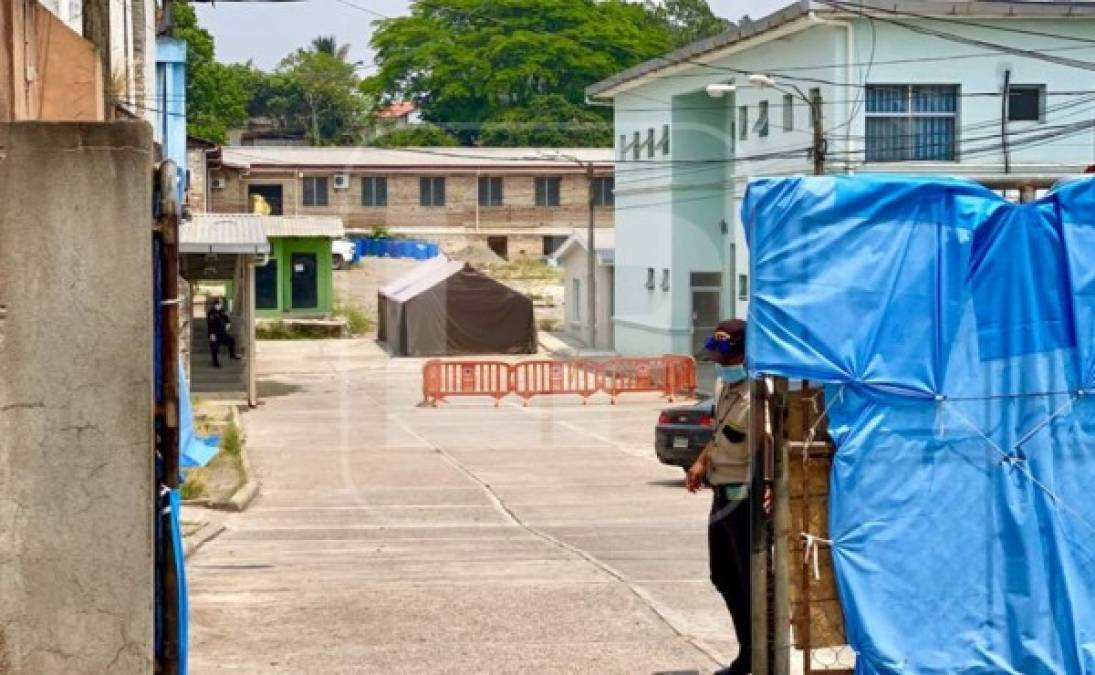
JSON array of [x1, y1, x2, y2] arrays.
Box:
[[258, 214, 345, 239], [586, 0, 1095, 99], [551, 229, 615, 266], [180, 214, 270, 255], [221, 146, 614, 171]]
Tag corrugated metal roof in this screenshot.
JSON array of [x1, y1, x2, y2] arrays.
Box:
[[180, 214, 271, 254], [258, 214, 345, 238], [587, 0, 1095, 99], [221, 146, 614, 171], [551, 229, 615, 266]]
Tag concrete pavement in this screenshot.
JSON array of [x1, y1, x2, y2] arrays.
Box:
[[187, 339, 739, 674]]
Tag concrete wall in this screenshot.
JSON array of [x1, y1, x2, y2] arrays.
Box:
[[0, 122, 154, 673], [209, 167, 613, 258], [611, 14, 1095, 355]]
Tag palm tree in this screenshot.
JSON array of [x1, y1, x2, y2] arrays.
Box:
[[311, 36, 352, 62]]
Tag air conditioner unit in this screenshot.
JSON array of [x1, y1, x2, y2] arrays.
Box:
[[210, 176, 226, 190], [333, 173, 350, 190]]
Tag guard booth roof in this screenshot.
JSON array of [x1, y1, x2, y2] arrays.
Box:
[[743, 174, 1095, 675]]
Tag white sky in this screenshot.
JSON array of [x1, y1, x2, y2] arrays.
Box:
[[195, 0, 792, 71]]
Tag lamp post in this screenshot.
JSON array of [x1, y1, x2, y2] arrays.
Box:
[[530, 152, 598, 349], [748, 74, 826, 175]]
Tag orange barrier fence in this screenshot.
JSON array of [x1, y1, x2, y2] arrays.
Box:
[[421, 355, 697, 406]]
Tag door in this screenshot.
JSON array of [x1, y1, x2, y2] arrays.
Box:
[[248, 184, 284, 215], [290, 253, 318, 309], [691, 290, 720, 356]]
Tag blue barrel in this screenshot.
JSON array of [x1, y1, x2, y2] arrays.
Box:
[[356, 238, 369, 258], [365, 239, 379, 256], [398, 240, 414, 258], [383, 240, 397, 258], [413, 241, 429, 260]]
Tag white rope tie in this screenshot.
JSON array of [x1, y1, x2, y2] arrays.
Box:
[[802, 532, 832, 580]]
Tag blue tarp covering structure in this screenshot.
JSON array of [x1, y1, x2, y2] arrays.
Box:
[[743, 175, 1095, 674], [179, 361, 219, 470]]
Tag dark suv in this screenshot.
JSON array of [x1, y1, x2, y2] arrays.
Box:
[[654, 398, 715, 470]]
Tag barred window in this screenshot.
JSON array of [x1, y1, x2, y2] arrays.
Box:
[[302, 176, 328, 207], [361, 177, 387, 207], [419, 177, 445, 206], [866, 84, 958, 162], [592, 177, 614, 207], [535, 177, 561, 207]]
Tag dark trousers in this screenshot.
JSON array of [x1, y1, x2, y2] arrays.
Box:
[[710, 490, 752, 671], [209, 332, 237, 367]]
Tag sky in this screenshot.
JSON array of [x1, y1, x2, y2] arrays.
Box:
[[195, 0, 792, 71]]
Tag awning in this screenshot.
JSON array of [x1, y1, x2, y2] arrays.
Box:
[[180, 214, 271, 255]]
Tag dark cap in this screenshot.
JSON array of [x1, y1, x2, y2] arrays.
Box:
[[706, 319, 747, 365]]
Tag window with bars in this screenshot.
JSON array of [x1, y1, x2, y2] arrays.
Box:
[[535, 177, 561, 207], [361, 176, 387, 206], [302, 176, 328, 207], [592, 177, 614, 207], [865, 84, 958, 162], [478, 176, 503, 206], [419, 176, 445, 206]]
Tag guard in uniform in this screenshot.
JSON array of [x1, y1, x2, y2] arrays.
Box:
[[686, 319, 756, 675], [206, 297, 240, 368]]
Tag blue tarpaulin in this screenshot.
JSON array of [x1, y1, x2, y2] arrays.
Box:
[[179, 362, 220, 470], [743, 175, 1095, 674]]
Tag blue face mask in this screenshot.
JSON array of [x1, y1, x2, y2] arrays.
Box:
[[717, 364, 747, 384]]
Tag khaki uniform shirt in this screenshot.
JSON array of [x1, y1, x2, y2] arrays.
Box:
[[706, 378, 751, 486]]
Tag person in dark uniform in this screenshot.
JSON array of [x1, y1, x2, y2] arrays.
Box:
[[686, 319, 766, 675], [206, 297, 240, 368]]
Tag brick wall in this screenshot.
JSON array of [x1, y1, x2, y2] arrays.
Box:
[[208, 166, 613, 258]]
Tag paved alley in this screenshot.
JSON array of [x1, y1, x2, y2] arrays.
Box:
[[187, 340, 736, 674]]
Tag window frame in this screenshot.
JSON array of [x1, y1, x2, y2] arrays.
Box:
[[419, 176, 446, 207], [783, 93, 794, 131], [360, 176, 387, 207], [478, 176, 504, 207], [1007, 84, 1045, 123], [591, 176, 614, 207], [865, 83, 960, 162], [535, 176, 561, 207], [738, 106, 748, 141], [756, 100, 770, 138], [302, 176, 329, 207]]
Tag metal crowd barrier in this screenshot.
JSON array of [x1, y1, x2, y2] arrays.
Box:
[[421, 355, 697, 407]]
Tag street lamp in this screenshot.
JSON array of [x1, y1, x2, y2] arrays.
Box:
[[527, 151, 599, 349], [705, 83, 736, 98], [745, 73, 826, 175]]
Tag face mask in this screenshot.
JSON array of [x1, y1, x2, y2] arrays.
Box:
[[704, 336, 733, 355], [717, 364, 747, 384]]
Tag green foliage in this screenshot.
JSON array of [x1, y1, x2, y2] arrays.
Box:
[[370, 226, 392, 239], [369, 123, 459, 147], [174, 1, 252, 142], [180, 474, 206, 500], [363, 0, 673, 145], [272, 37, 370, 145], [333, 300, 374, 337], [479, 94, 611, 147], [646, 0, 733, 49], [221, 421, 243, 458]]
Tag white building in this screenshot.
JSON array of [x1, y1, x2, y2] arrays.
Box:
[[587, 0, 1095, 357], [551, 229, 615, 350]]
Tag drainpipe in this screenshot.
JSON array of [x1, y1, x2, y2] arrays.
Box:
[[808, 11, 854, 172]]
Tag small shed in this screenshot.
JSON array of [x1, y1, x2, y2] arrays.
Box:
[[380, 261, 536, 356], [551, 229, 615, 350], [254, 215, 344, 318]]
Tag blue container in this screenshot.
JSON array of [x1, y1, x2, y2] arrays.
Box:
[[398, 240, 414, 258], [365, 239, 378, 257], [413, 241, 429, 260], [426, 243, 440, 258], [356, 239, 369, 258], [383, 240, 397, 258]]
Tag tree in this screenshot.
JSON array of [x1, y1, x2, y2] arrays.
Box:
[[363, 0, 672, 145], [369, 124, 459, 147], [174, 0, 252, 142], [479, 94, 611, 147], [270, 37, 370, 145], [646, 0, 733, 49]]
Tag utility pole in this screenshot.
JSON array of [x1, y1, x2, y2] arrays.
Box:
[[585, 162, 597, 350], [810, 89, 825, 175], [82, 0, 112, 119]]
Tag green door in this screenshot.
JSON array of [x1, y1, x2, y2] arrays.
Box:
[[291, 253, 318, 309]]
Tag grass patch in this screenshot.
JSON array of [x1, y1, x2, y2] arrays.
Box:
[[334, 300, 374, 336], [483, 259, 561, 281], [538, 318, 559, 332], [180, 419, 246, 502], [180, 475, 206, 500], [257, 320, 342, 340]]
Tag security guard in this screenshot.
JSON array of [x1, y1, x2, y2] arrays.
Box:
[[206, 297, 240, 368], [686, 319, 757, 675]]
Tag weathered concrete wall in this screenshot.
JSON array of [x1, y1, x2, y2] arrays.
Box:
[[0, 122, 154, 673]]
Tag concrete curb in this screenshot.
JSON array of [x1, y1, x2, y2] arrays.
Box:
[[183, 521, 226, 560], [209, 406, 260, 513]]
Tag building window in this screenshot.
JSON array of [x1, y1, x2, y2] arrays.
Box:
[[632, 131, 641, 160], [865, 84, 958, 162], [738, 106, 748, 141], [1008, 85, 1044, 122], [783, 93, 794, 131], [662, 123, 670, 155], [361, 176, 387, 206], [535, 177, 561, 207], [756, 100, 769, 137], [478, 176, 503, 206], [543, 235, 568, 256], [592, 177, 614, 207], [571, 278, 581, 321], [646, 128, 655, 158], [420, 176, 445, 206], [302, 176, 328, 207], [738, 273, 749, 301], [619, 134, 627, 160]]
